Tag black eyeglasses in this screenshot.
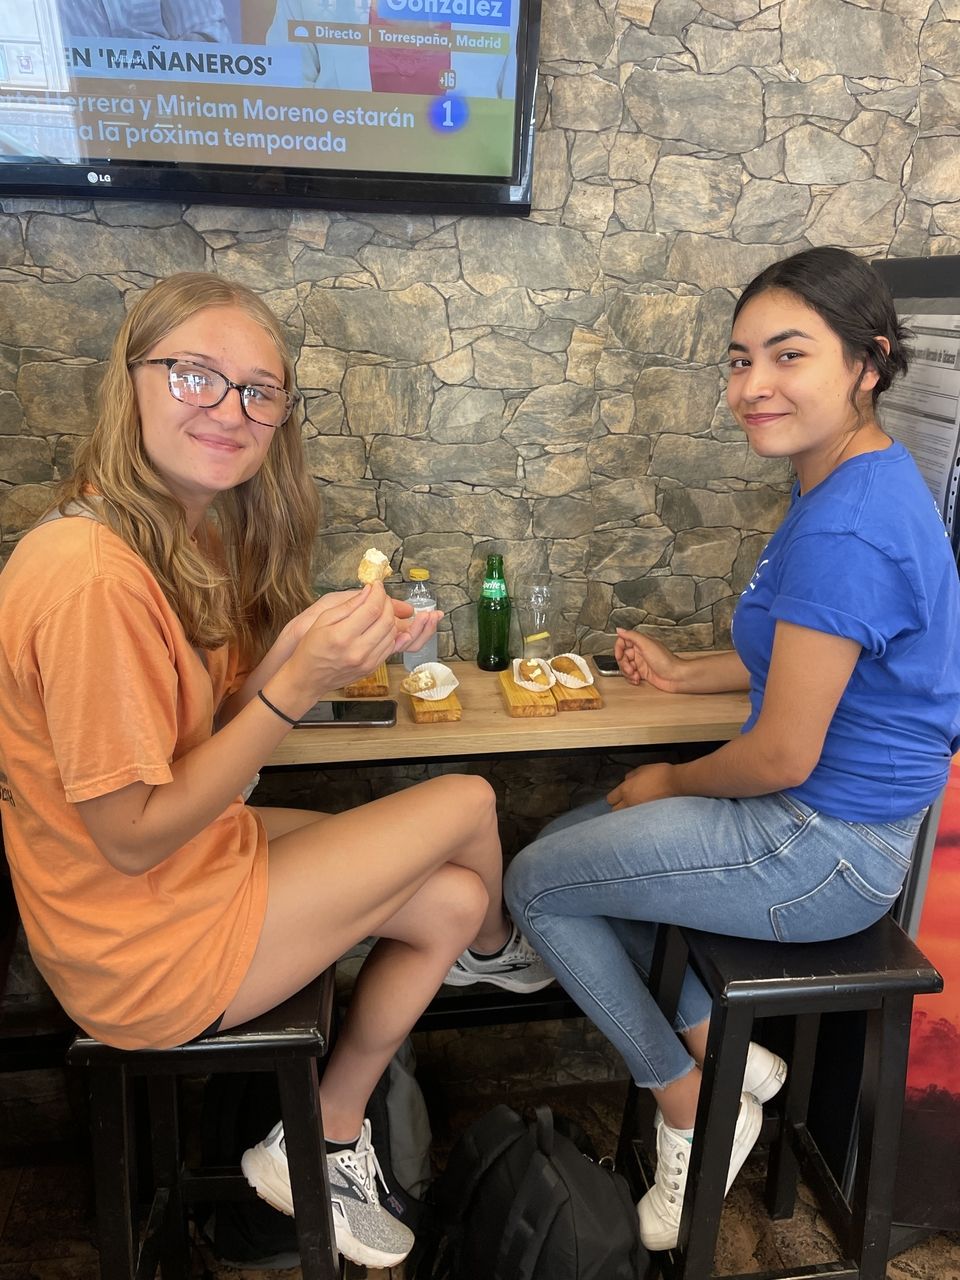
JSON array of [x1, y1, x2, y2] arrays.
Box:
[[131, 358, 299, 428]]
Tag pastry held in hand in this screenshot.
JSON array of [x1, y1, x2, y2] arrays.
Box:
[[549, 653, 593, 687], [512, 657, 556, 692], [357, 547, 392, 584], [400, 662, 460, 701]]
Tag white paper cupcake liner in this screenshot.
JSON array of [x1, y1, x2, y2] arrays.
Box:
[[401, 661, 459, 701], [548, 653, 594, 688], [512, 658, 556, 692]]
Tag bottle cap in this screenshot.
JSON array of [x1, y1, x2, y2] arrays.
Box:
[[409, 567, 430, 581]]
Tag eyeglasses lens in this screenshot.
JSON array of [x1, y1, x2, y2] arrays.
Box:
[[168, 363, 289, 427]]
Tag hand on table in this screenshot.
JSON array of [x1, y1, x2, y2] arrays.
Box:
[[606, 762, 679, 811], [615, 628, 686, 691]]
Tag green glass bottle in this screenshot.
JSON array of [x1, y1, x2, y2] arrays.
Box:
[[476, 554, 511, 671]]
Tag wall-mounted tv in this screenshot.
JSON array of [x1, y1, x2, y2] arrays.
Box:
[[0, 0, 540, 215]]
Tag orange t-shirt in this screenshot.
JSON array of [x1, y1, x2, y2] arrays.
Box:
[[0, 516, 268, 1049]]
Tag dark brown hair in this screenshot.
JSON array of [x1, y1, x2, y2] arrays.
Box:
[[734, 247, 910, 411]]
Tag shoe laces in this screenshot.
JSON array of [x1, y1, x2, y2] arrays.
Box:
[[655, 1125, 690, 1205], [334, 1119, 389, 1205], [503, 924, 539, 965]]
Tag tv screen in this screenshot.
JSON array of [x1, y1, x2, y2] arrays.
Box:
[[0, 0, 540, 214]]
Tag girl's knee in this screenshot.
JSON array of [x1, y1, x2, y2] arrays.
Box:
[[433, 773, 498, 829], [429, 864, 489, 936]]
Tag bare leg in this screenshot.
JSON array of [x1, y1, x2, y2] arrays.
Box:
[[645, 1020, 711, 1128], [316, 865, 485, 1140], [652, 1064, 702, 1130], [682, 1019, 710, 1067], [222, 774, 505, 1137]]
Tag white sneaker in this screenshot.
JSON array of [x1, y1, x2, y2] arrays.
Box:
[[742, 1041, 787, 1103], [637, 1092, 763, 1252], [241, 1119, 415, 1270], [443, 921, 556, 993], [654, 1041, 786, 1130]]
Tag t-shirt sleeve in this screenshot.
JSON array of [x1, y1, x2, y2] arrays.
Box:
[[770, 532, 919, 657], [28, 575, 180, 803]]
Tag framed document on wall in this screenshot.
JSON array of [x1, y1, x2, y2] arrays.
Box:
[[874, 255, 960, 554]]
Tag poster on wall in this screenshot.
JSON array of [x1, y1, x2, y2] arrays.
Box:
[[882, 313, 960, 551], [893, 758, 960, 1229]]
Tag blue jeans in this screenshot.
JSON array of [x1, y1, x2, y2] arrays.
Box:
[[503, 792, 925, 1090]]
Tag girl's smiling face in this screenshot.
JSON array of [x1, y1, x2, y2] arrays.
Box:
[[132, 304, 284, 529], [726, 287, 886, 490]]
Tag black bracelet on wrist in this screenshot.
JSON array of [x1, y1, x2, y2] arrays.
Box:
[[257, 688, 299, 727]]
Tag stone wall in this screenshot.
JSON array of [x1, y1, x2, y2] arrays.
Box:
[[3, 0, 957, 658], [2, 0, 958, 1111]]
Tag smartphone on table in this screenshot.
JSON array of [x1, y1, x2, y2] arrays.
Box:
[[296, 700, 397, 727], [592, 655, 622, 677]]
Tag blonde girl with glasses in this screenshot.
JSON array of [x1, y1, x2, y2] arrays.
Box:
[[0, 272, 550, 1270]]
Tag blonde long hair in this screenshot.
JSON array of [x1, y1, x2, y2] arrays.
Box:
[[56, 273, 320, 660]]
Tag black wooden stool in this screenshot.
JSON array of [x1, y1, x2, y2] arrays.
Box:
[[616, 914, 942, 1280], [68, 968, 340, 1280]]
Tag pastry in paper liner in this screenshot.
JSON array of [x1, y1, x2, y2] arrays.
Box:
[[401, 662, 460, 701], [549, 653, 594, 688], [512, 657, 556, 691]]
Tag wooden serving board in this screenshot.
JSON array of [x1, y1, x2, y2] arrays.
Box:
[[342, 663, 389, 697], [497, 668, 557, 717], [408, 691, 462, 723], [552, 681, 603, 712]]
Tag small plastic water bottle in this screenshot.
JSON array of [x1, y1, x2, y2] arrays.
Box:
[[403, 567, 439, 670]]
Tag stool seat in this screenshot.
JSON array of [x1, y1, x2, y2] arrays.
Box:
[[68, 969, 340, 1280], [675, 914, 943, 1009], [617, 914, 942, 1280], [69, 974, 334, 1069]]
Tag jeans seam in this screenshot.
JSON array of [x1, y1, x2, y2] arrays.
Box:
[[521, 810, 810, 906], [523, 908, 690, 1089]]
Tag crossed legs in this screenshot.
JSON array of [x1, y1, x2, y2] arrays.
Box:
[[222, 773, 505, 1139]]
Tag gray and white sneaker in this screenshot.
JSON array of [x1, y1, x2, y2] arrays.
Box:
[[443, 921, 556, 993], [241, 1118, 414, 1270]]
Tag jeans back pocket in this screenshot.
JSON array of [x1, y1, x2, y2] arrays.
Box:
[[770, 859, 903, 944]]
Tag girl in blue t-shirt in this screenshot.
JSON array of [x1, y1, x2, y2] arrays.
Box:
[[503, 246, 960, 1252]]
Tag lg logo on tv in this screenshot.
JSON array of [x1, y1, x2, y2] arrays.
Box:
[[86, 171, 112, 184]]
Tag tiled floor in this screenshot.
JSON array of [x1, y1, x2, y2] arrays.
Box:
[[1, 1078, 958, 1280]]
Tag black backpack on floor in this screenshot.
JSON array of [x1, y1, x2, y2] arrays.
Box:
[[409, 1104, 649, 1280]]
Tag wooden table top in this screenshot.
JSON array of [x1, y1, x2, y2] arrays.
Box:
[[267, 658, 749, 767]]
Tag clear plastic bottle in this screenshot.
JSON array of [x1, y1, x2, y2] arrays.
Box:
[[517, 575, 554, 661], [403, 567, 439, 670]]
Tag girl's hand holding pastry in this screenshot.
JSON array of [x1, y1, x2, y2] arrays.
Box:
[[286, 584, 399, 699], [395, 606, 443, 655]]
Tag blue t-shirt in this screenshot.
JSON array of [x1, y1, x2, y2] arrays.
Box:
[[732, 441, 960, 822]]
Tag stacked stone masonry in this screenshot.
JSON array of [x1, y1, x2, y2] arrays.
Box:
[[2, 0, 958, 1094], [2, 0, 958, 656]]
